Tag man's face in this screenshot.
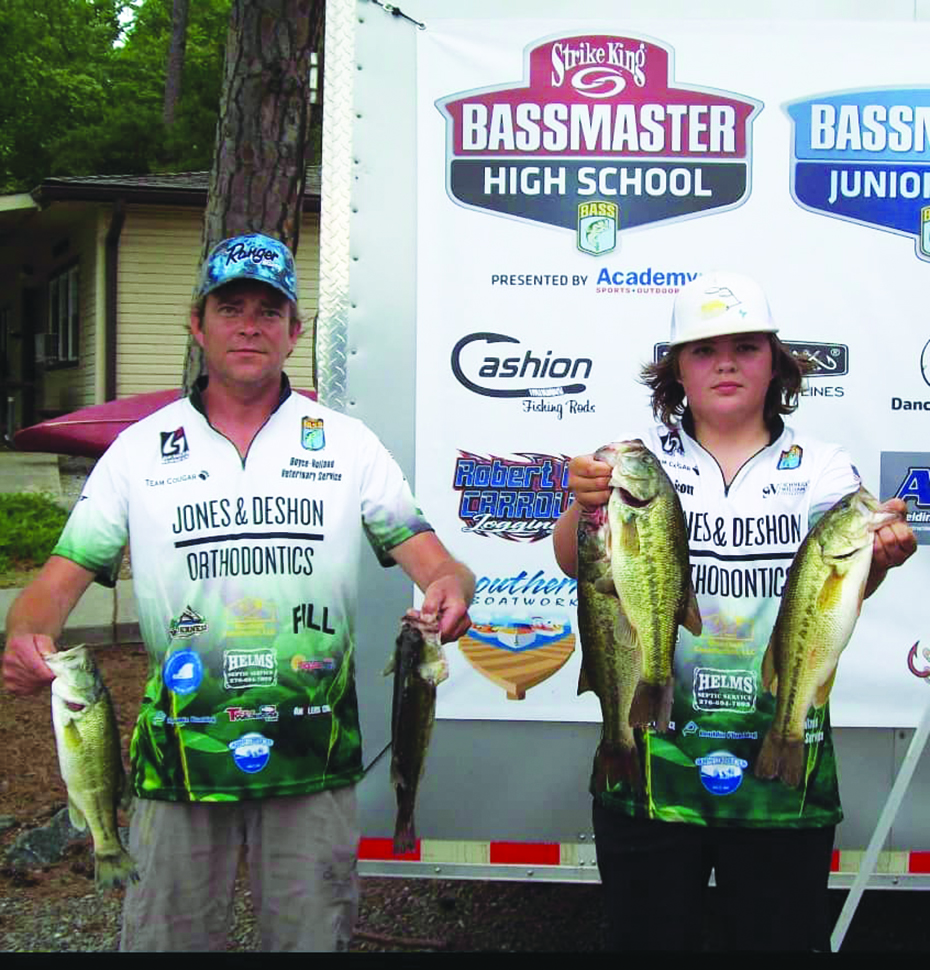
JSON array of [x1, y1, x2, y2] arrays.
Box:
[[191, 281, 301, 392]]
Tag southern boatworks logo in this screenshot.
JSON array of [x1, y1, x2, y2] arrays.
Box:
[[436, 33, 761, 252]]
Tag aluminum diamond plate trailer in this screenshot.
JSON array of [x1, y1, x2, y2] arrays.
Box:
[[316, 0, 930, 889]]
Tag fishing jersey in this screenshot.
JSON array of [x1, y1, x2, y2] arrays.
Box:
[[53, 376, 432, 802], [597, 417, 860, 828]]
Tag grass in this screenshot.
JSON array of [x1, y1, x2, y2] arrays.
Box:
[[0, 491, 69, 588]]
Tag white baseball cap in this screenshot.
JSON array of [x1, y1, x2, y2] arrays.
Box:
[[669, 271, 778, 347]]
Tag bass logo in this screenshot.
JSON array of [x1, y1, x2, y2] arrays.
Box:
[[777, 445, 803, 470], [302, 416, 325, 451], [577, 201, 618, 255]]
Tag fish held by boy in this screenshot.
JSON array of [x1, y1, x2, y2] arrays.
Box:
[[592, 440, 702, 734], [46, 643, 138, 891], [754, 485, 903, 787], [384, 610, 448, 853], [577, 497, 644, 793]]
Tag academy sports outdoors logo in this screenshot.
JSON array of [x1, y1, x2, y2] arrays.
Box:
[[453, 451, 571, 541], [786, 88, 930, 262], [435, 33, 761, 253], [161, 427, 190, 463]]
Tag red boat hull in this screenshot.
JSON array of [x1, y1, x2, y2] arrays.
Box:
[[13, 388, 319, 459]]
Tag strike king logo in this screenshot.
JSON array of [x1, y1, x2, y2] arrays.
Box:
[[435, 33, 761, 252], [453, 451, 571, 541], [881, 451, 930, 543], [786, 88, 930, 262]]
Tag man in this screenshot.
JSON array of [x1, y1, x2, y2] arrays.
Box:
[[3, 232, 475, 951]]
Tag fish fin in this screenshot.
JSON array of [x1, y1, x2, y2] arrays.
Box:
[[761, 640, 778, 695], [67, 796, 87, 832], [681, 582, 702, 637], [94, 847, 139, 892], [817, 568, 845, 612], [815, 664, 839, 708], [613, 605, 637, 647], [754, 729, 804, 788], [393, 788, 417, 855], [577, 662, 592, 696], [591, 740, 643, 795], [629, 676, 674, 733], [619, 516, 640, 557]]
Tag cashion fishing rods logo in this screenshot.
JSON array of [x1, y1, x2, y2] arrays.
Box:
[[435, 33, 762, 254]]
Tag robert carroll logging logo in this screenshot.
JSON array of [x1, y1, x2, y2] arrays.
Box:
[[435, 33, 761, 254]]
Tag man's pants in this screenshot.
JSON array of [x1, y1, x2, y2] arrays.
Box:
[[593, 799, 836, 951], [120, 786, 359, 952]]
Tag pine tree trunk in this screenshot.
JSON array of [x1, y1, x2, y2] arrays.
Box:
[[163, 0, 190, 126], [183, 0, 324, 392]]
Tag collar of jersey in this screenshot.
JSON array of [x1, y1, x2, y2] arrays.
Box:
[[680, 406, 784, 445], [188, 372, 294, 418]]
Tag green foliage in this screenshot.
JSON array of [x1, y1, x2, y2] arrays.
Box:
[[0, 0, 234, 192], [0, 491, 69, 572]]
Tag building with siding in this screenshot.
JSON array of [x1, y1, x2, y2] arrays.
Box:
[[0, 170, 321, 439]]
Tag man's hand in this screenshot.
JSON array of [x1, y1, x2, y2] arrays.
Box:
[[420, 573, 472, 643], [2, 634, 57, 696]]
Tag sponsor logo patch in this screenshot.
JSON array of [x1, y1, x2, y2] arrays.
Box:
[[160, 428, 190, 463]]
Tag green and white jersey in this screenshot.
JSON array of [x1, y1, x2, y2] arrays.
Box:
[[598, 415, 860, 828], [53, 377, 432, 803]]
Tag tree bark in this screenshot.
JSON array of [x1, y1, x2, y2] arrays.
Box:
[[163, 0, 190, 127], [183, 0, 325, 392]]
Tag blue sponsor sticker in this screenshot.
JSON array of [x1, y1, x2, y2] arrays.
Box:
[[229, 733, 274, 774], [696, 749, 747, 796], [163, 650, 204, 695]]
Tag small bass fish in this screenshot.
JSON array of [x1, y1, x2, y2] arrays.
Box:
[[46, 644, 138, 891], [755, 485, 902, 787], [384, 611, 447, 854]]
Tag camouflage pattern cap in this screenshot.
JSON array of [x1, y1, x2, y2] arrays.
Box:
[[196, 232, 298, 304]]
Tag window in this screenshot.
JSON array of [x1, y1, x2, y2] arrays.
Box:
[[48, 264, 79, 364]]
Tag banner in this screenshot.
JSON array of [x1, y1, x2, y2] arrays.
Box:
[[416, 19, 930, 727]]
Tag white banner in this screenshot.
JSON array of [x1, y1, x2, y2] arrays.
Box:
[[416, 19, 930, 727]]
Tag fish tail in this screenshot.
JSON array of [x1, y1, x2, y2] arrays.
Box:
[[592, 739, 643, 794], [628, 676, 674, 733], [94, 847, 139, 892], [754, 729, 804, 788], [393, 787, 417, 855]]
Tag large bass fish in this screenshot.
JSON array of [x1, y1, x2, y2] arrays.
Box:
[[754, 485, 902, 787], [46, 644, 138, 891], [577, 440, 702, 791]]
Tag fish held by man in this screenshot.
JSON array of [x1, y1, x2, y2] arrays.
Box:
[[754, 485, 903, 788], [384, 610, 448, 854], [576, 499, 644, 793], [46, 644, 138, 891], [594, 439, 702, 734]]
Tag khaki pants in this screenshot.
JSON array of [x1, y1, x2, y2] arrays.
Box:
[[120, 786, 359, 952]]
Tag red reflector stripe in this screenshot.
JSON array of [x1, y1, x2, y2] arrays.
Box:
[[831, 850, 840, 872], [489, 842, 561, 866], [908, 852, 930, 873], [358, 837, 421, 861]]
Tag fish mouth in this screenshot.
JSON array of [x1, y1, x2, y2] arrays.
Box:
[[617, 487, 651, 509]]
